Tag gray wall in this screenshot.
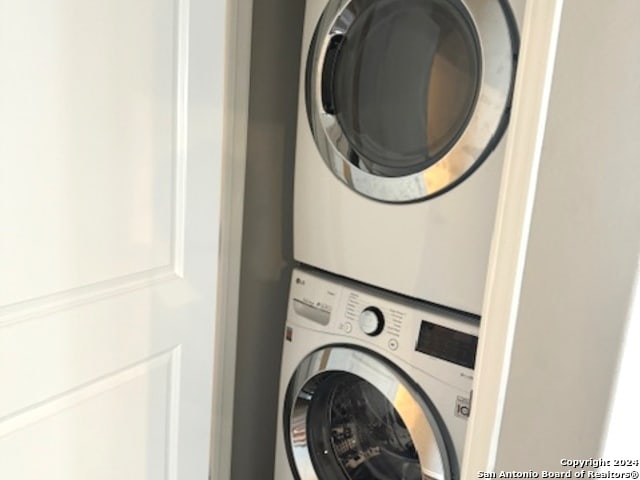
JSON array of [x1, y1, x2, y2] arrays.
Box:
[[495, 0, 640, 469], [230, 0, 305, 479]]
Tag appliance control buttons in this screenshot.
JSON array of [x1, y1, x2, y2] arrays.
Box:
[[388, 338, 399, 351], [344, 322, 352, 333], [358, 307, 385, 336]]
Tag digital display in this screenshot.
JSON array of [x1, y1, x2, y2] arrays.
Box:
[[416, 321, 478, 369]]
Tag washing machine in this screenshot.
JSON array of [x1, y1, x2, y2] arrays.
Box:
[[274, 268, 479, 480], [294, 0, 524, 314]]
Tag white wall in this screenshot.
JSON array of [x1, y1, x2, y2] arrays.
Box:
[[602, 262, 639, 458], [494, 0, 640, 468]]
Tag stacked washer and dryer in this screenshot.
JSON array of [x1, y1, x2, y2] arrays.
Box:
[[275, 0, 523, 478]]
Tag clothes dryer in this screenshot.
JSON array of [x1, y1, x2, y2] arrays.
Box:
[[294, 0, 524, 314], [274, 268, 479, 480]]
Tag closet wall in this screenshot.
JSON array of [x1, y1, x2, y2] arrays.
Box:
[[230, 1, 305, 479]]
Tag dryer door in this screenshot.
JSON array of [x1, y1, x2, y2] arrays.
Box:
[[306, 0, 518, 203], [283, 346, 457, 480]]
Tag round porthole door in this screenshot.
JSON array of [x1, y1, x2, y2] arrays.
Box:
[[283, 346, 458, 480], [306, 0, 519, 202]]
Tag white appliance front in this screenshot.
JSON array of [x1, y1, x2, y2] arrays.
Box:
[[294, 0, 524, 314], [274, 268, 479, 480]]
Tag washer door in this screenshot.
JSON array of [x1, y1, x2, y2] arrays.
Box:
[[284, 346, 457, 480], [306, 0, 518, 202]]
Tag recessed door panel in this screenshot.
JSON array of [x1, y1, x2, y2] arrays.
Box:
[[0, 0, 178, 307]]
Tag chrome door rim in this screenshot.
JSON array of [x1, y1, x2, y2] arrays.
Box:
[[306, 0, 519, 203], [284, 346, 456, 480]]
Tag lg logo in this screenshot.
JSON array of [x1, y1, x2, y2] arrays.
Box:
[[295, 277, 305, 285]]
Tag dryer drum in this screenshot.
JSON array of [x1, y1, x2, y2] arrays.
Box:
[[283, 346, 458, 480], [306, 0, 519, 202]]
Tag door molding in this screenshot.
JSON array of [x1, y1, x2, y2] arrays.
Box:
[[209, 1, 254, 479]]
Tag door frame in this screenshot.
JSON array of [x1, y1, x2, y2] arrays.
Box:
[[210, 0, 561, 476], [212, 0, 587, 478], [209, 1, 254, 479], [465, 0, 640, 471], [461, 0, 564, 474]]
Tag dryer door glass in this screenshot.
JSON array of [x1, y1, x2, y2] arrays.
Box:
[[284, 347, 455, 480], [332, 0, 479, 177], [306, 0, 518, 202]]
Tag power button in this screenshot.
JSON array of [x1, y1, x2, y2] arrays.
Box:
[[388, 338, 399, 351]]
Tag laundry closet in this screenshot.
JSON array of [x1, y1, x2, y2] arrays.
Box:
[[228, 1, 640, 479]]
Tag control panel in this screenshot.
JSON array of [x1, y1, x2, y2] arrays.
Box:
[[288, 268, 479, 381], [341, 289, 410, 353], [290, 270, 414, 355]]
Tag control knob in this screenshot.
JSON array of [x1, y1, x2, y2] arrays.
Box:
[[358, 307, 385, 336]]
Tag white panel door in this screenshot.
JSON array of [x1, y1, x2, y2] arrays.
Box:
[[0, 0, 228, 478]]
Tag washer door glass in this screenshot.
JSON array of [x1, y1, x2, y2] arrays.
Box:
[[309, 372, 424, 479], [306, 0, 518, 202], [284, 347, 456, 480]]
